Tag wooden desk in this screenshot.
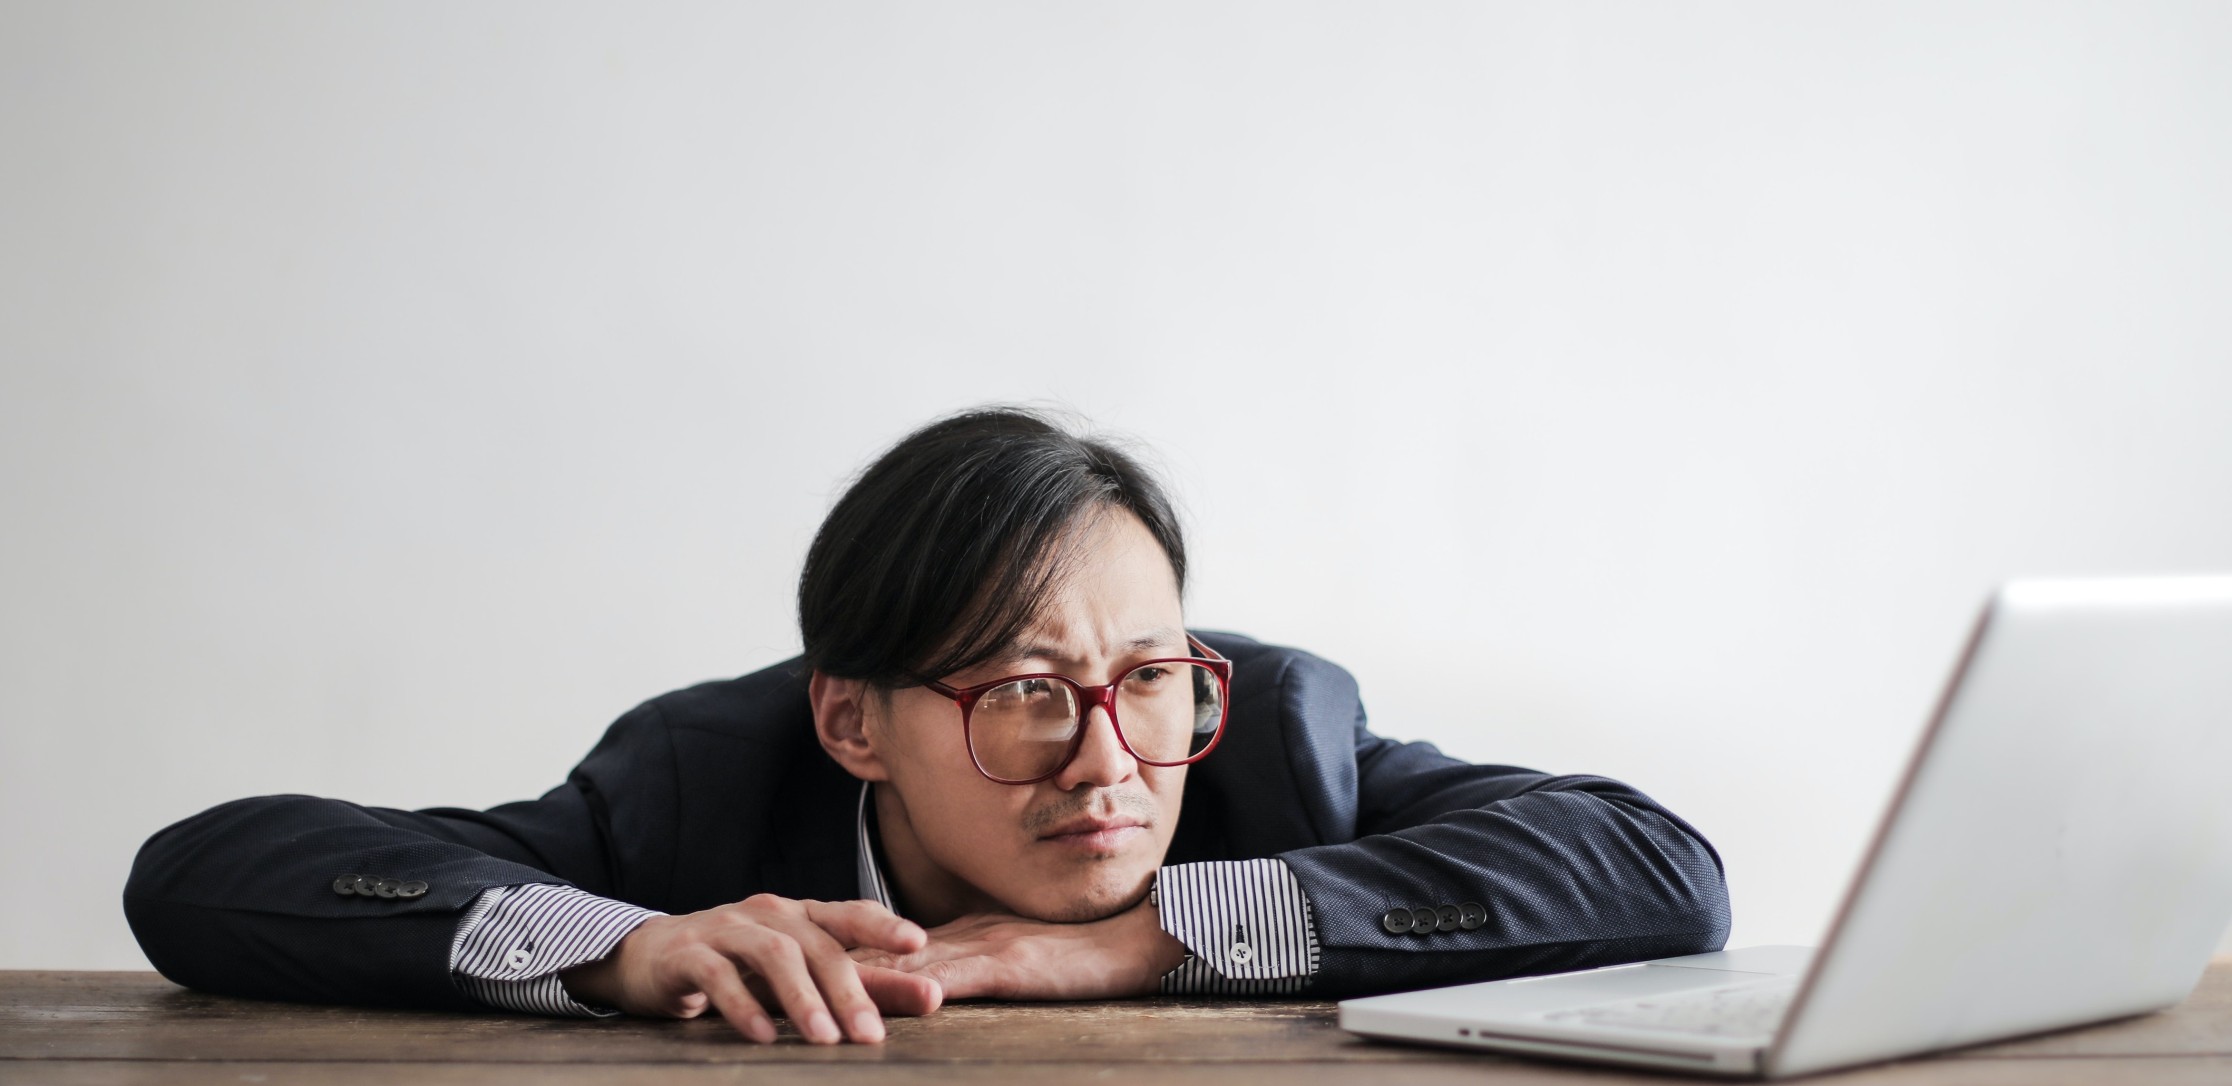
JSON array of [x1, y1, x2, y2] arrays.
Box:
[[4, 964, 2229, 1084]]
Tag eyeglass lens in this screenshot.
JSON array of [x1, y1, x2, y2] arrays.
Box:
[[968, 663, 1223, 781]]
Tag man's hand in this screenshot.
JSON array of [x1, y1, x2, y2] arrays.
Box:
[[560, 895, 941, 1044], [850, 896, 1190, 1001]]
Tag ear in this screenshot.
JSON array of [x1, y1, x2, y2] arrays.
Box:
[[810, 670, 891, 782]]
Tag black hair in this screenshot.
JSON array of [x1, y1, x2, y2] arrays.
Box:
[[797, 406, 1187, 688]]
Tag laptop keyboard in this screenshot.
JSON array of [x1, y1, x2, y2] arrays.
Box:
[[1540, 978, 1798, 1039]]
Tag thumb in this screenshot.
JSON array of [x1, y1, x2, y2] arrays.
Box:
[[859, 964, 944, 1017]]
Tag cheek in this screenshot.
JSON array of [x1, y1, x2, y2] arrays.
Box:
[[884, 731, 1032, 837], [1142, 765, 1188, 813]]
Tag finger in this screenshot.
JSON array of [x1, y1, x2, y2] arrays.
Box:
[[917, 956, 1002, 1002], [775, 916, 890, 1043], [741, 960, 932, 1029], [866, 934, 977, 967], [848, 944, 934, 973], [730, 928, 843, 1044], [680, 947, 777, 1044], [849, 924, 988, 975], [859, 964, 943, 1017], [803, 899, 928, 954], [743, 971, 774, 1008]]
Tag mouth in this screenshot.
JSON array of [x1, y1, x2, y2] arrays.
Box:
[[1036, 816, 1148, 853]]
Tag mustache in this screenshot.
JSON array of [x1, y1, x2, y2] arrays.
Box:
[[1022, 788, 1161, 835]]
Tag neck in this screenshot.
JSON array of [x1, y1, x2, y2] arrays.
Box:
[[871, 782, 1004, 926]]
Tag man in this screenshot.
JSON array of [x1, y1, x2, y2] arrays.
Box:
[[125, 407, 1731, 1045]]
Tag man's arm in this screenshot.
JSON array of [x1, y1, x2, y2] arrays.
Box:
[[1279, 706, 1732, 998], [122, 700, 674, 1008], [126, 692, 943, 1042]]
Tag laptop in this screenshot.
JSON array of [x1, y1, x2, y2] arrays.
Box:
[[1340, 576, 2232, 1078]]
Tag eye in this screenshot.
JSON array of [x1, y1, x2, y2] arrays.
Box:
[[1129, 666, 1169, 685]]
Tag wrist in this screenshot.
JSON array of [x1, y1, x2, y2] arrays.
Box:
[[561, 915, 660, 1010], [1134, 894, 1190, 990], [558, 954, 620, 1008]]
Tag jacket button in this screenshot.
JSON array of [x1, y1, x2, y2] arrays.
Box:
[[1459, 901, 1487, 930], [374, 878, 401, 899], [1381, 908, 1414, 934], [1436, 904, 1462, 932], [352, 875, 382, 896], [397, 880, 429, 899], [332, 875, 362, 896]]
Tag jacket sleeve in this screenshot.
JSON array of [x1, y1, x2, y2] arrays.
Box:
[[121, 700, 677, 1009], [1274, 660, 1732, 999]]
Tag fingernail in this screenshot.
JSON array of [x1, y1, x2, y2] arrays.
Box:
[[851, 1010, 884, 1042], [808, 1010, 839, 1043], [748, 1015, 777, 1044]]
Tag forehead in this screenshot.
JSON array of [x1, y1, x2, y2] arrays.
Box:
[[996, 509, 1185, 665]]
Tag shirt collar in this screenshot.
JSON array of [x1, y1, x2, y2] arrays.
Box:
[[855, 781, 897, 911]]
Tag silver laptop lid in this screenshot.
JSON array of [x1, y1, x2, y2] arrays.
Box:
[[1770, 576, 2232, 1077]]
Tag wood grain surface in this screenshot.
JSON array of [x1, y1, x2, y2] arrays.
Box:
[[3, 963, 2226, 1084]]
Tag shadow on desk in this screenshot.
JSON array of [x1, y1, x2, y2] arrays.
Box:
[[3, 962, 2228, 1084]]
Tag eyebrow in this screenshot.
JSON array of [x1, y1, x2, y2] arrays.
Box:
[[995, 626, 1188, 669]]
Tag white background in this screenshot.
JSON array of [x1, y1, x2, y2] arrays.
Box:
[[4, 2, 2229, 971]]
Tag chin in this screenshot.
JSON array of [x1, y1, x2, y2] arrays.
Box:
[[1014, 871, 1154, 923]]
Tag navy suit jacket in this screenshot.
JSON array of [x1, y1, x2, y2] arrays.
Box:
[[124, 632, 1731, 1007]]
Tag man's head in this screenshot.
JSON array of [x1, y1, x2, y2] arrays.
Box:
[[800, 408, 1200, 925]]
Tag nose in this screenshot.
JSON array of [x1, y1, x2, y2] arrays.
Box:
[[1053, 701, 1136, 790]]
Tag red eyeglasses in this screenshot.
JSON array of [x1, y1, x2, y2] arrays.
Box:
[[921, 635, 1233, 785]]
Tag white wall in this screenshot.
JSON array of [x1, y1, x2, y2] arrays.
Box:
[[4, 1, 2230, 970]]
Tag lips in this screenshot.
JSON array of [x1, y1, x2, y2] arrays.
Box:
[[1039, 815, 1147, 840]]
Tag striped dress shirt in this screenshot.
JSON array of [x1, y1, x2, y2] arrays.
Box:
[[448, 782, 1320, 1013]]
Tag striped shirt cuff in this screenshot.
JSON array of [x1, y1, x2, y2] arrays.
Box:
[[1155, 858, 1320, 995], [448, 883, 662, 1017]]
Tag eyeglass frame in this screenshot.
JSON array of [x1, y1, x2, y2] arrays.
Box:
[[918, 634, 1234, 785]]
